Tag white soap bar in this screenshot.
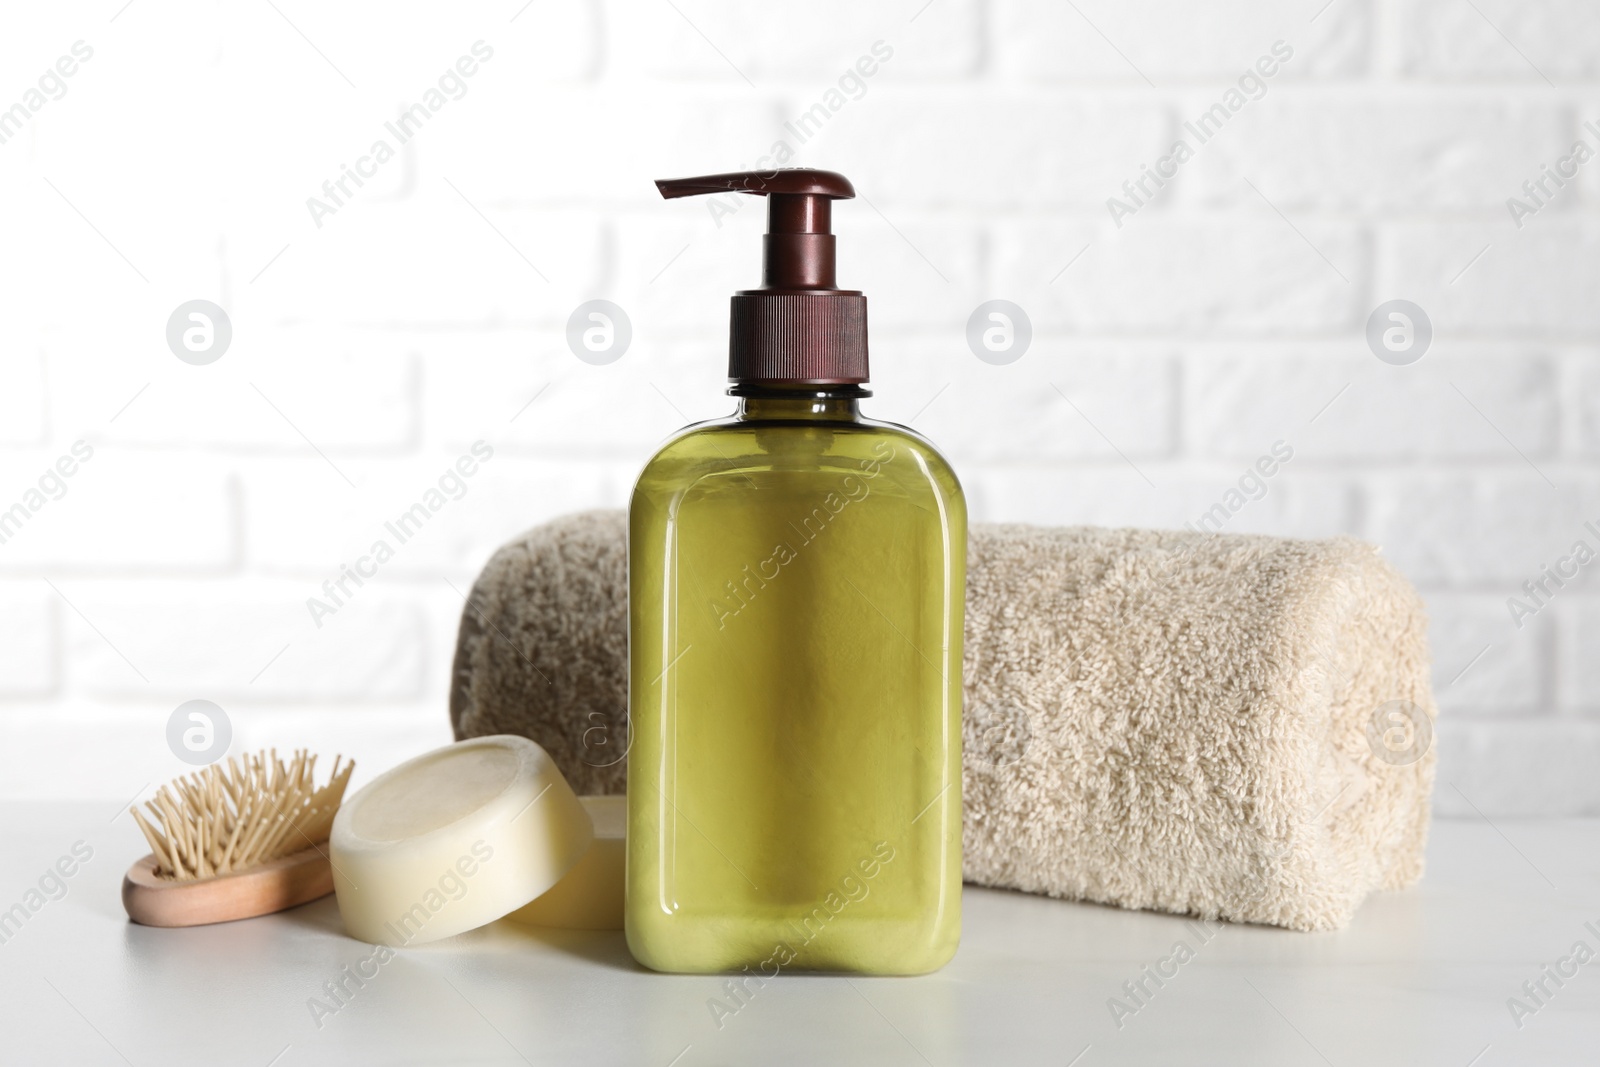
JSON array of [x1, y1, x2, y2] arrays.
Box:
[[330, 735, 592, 946], [507, 795, 624, 930]]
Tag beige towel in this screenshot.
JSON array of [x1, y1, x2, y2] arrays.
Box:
[[451, 509, 1436, 931]]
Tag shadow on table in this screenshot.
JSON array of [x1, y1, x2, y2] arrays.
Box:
[[490, 920, 643, 972], [250, 888, 643, 972], [274, 892, 345, 935]]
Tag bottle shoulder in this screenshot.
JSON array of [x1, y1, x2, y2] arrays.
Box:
[[640, 412, 956, 467], [633, 414, 963, 504], [854, 417, 962, 486]]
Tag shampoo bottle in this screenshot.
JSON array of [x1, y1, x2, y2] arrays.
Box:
[[626, 169, 964, 975]]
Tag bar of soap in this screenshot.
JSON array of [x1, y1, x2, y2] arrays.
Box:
[[330, 735, 592, 946], [507, 795, 624, 930]]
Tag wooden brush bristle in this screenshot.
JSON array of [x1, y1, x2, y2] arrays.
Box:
[[130, 749, 354, 882]]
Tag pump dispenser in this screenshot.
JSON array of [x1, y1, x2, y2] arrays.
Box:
[[656, 169, 867, 386], [626, 168, 965, 976]]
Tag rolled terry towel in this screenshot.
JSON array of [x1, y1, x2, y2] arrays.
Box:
[[451, 509, 1436, 931]]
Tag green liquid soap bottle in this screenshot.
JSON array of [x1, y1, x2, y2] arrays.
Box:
[[626, 169, 965, 975]]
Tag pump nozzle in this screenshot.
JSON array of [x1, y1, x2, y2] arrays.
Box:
[[654, 169, 855, 200], [656, 169, 855, 291], [655, 168, 869, 388]]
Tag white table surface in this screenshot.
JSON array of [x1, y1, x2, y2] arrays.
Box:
[[2, 803, 1596, 1066]]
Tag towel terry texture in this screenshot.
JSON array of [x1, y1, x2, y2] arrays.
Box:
[[450, 509, 1436, 931]]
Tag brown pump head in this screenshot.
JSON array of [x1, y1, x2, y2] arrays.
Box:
[[656, 168, 868, 389]]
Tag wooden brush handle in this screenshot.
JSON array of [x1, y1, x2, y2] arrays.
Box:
[[122, 845, 334, 928]]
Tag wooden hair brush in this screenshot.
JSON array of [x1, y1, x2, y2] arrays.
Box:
[[122, 749, 355, 928]]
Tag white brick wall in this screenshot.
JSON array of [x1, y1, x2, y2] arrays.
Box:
[[3, 0, 1597, 815]]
